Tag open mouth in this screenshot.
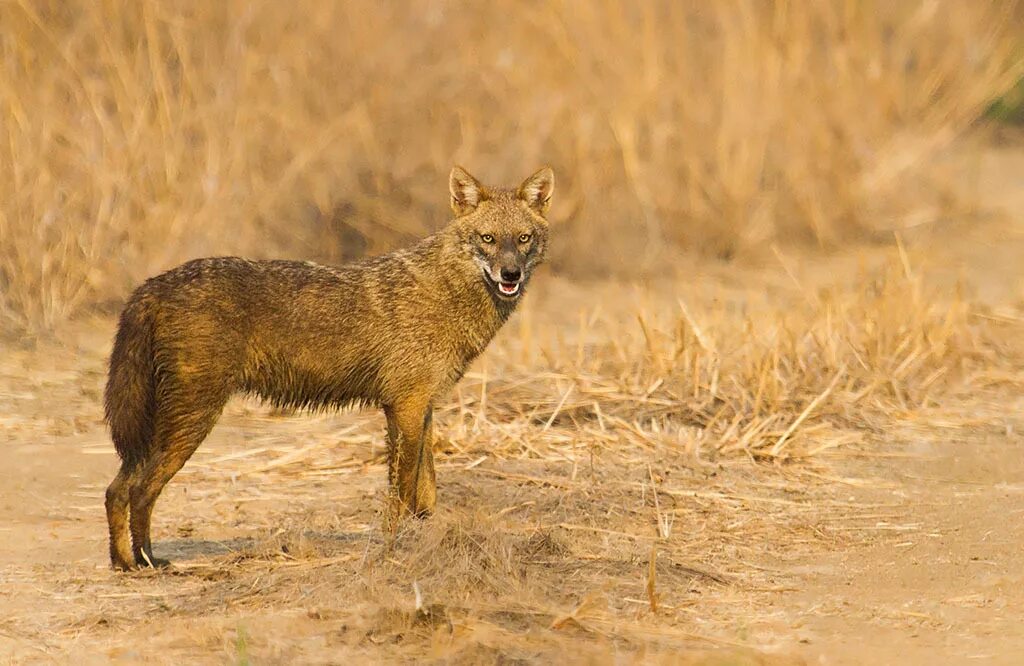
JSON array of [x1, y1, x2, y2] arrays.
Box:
[[482, 271, 522, 299], [497, 281, 520, 297]]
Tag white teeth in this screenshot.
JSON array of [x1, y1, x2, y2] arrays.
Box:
[[499, 282, 520, 296]]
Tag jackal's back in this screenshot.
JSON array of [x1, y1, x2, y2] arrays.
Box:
[[112, 240, 505, 420]]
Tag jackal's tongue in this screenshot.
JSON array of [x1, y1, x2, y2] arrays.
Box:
[[498, 282, 519, 295]]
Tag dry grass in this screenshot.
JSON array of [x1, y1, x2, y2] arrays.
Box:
[[1, 1, 1023, 331], [450, 255, 1008, 469], [2, 235, 1021, 660]]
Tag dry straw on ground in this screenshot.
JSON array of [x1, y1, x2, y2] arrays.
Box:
[[1, 0, 1022, 331], [3, 246, 1020, 661]]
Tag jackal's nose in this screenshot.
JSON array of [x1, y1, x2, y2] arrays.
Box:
[[500, 267, 522, 282]]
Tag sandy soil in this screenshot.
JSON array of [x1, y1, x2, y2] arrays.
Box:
[[6, 397, 1021, 665], [1, 143, 1023, 664]]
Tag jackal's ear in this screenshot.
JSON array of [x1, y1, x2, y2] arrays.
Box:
[[518, 167, 554, 215], [450, 166, 487, 216]]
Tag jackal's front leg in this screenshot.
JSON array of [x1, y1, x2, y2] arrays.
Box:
[[384, 401, 437, 518]]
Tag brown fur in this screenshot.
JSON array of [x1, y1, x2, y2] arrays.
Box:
[[103, 166, 554, 571]]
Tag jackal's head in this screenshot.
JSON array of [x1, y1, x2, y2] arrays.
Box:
[[448, 165, 554, 303]]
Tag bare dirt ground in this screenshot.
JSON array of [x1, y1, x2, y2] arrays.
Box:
[[2, 143, 1023, 665]]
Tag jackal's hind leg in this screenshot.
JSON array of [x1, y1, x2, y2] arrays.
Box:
[[129, 398, 224, 569], [129, 444, 194, 569], [105, 464, 135, 571]]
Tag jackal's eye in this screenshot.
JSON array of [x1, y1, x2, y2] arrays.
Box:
[[480, 234, 494, 244], [518, 233, 532, 244]]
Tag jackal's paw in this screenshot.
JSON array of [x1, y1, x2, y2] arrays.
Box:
[[134, 552, 172, 569], [111, 557, 138, 572], [411, 506, 434, 519]]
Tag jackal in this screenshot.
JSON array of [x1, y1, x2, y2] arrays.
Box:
[[103, 166, 554, 571]]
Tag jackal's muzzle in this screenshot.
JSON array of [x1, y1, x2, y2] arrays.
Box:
[[477, 258, 524, 300]]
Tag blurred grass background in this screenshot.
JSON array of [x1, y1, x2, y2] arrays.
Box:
[[1, 0, 1022, 332], [988, 73, 1024, 124]]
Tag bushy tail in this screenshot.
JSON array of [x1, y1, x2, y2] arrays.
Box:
[[104, 297, 157, 470]]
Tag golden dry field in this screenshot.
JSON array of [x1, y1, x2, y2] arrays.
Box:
[[2, 2, 1024, 664]]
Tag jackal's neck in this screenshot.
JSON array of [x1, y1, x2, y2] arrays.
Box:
[[424, 232, 516, 362]]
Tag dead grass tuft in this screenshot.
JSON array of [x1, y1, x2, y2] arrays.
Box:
[[393, 511, 527, 594], [445, 253, 1004, 470]]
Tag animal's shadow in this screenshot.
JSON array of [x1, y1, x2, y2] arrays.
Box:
[[153, 537, 257, 561], [153, 530, 374, 564]]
